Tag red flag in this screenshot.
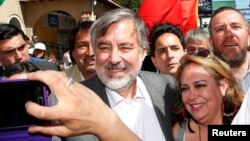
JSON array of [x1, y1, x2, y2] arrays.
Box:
[[181, 0, 198, 35], [138, 0, 198, 36]]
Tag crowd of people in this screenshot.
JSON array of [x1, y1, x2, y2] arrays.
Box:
[[0, 6, 249, 141]]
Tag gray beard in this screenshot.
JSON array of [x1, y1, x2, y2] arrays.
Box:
[[97, 61, 142, 92], [102, 72, 137, 92]]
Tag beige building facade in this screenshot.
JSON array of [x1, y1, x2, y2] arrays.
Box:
[[0, 0, 123, 59]]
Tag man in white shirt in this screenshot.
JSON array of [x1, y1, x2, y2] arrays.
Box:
[[64, 8, 178, 141]]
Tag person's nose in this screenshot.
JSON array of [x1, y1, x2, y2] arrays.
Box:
[[15, 50, 22, 60], [225, 26, 235, 38], [166, 49, 174, 59], [109, 47, 121, 64], [86, 45, 94, 56], [188, 88, 199, 101]]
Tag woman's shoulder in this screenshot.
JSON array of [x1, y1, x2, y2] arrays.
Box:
[[172, 120, 187, 141]]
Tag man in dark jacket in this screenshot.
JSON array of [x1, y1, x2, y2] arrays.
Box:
[[65, 8, 178, 141]]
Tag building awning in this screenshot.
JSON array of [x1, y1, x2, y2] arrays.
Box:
[[106, 0, 124, 8], [98, 0, 124, 8]]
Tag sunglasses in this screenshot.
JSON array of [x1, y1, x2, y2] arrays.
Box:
[[186, 49, 211, 58]]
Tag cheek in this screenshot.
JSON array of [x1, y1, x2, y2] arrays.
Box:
[[203, 87, 223, 104], [0, 56, 8, 64], [242, 33, 249, 44], [181, 93, 189, 104], [133, 52, 145, 65], [200, 87, 213, 97], [214, 89, 224, 102], [177, 51, 185, 58], [208, 95, 223, 112], [156, 53, 167, 63], [22, 50, 29, 56], [95, 53, 109, 65], [124, 55, 137, 65], [159, 54, 167, 60], [212, 34, 223, 44], [73, 50, 84, 59], [182, 94, 192, 111]]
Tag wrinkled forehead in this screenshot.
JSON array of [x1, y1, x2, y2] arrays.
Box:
[[99, 20, 138, 43], [0, 34, 26, 49], [212, 10, 245, 24], [103, 19, 136, 36]]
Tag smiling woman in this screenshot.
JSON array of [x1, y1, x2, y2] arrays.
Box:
[[172, 54, 243, 141]]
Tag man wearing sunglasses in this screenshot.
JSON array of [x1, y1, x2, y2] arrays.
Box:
[[185, 27, 212, 55]]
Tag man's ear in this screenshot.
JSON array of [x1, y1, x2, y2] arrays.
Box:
[[140, 48, 147, 61], [247, 24, 250, 50], [219, 78, 229, 96], [248, 24, 250, 36], [143, 48, 147, 58], [209, 36, 214, 49], [151, 56, 158, 69]]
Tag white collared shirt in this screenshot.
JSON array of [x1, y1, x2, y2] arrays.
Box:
[[232, 53, 250, 124], [232, 90, 250, 124], [106, 76, 165, 141], [239, 53, 250, 96]]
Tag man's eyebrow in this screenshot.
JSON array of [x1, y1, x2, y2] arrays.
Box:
[[119, 42, 133, 46], [213, 23, 224, 29], [97, 41, 110, 46], [2, 43, 26, 51], [76, 41, 89, 45]]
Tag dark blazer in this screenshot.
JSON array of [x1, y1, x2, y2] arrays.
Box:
[[65, 71, 178, 141], [32, 62, 61, 71], [0, 66, 3, 76]]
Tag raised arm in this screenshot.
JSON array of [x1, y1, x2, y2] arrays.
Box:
[[25, 70, 141, 141]]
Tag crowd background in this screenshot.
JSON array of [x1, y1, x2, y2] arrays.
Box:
[[0, 0, 250, 141]]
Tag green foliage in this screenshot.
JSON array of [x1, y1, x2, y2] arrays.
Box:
[[115, 0, 141, 12]]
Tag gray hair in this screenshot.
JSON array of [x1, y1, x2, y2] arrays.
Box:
[[185, 28, 212, 51], [90, 8, 149, 51]]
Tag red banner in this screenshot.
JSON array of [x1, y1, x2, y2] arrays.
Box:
[[138, 0, 198, 36]]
